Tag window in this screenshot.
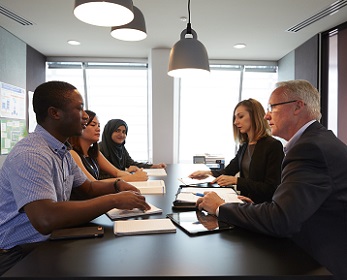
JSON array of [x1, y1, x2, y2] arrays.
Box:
[[46, 62, 149, 162], [46, 62, 277, 165], [178, 65, 277, 164]]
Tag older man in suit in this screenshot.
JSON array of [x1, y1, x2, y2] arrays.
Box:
[[197, 80, 347, 280]]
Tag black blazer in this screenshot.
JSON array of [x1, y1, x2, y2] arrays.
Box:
[[219, 122, 347, 279], [212, 136, 284, 203]]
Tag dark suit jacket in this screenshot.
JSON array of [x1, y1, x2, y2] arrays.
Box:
[[212, 136, 284, 203], [218, 122, 347, 279]]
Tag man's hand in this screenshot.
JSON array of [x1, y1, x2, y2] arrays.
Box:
[[196, 191, 225, 215]]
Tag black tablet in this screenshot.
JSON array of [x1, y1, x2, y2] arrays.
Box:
[[166, 211, 234, 236]]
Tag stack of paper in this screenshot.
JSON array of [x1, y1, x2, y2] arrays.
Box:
[[130, 180, 166, 194], [142, 168, 167, 176], [106, 203, 162, 220], [114, 218, 176, 236]]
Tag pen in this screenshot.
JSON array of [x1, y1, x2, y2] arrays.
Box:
[[193, 192, 205, 197]]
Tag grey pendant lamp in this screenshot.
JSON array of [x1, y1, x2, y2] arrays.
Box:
[[168, 0, 210, 78], [74, 0, 134, 27], [110, 6, 147, 41]]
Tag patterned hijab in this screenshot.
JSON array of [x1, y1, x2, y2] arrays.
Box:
[[99, 119, 128, 170]]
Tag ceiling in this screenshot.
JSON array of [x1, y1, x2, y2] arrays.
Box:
[[1, 0, 347, 62]]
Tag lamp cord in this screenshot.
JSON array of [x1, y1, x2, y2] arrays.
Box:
[[187, 0, 192, 34]]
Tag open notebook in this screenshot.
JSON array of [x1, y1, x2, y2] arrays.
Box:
[[173, 186, 243, 209]]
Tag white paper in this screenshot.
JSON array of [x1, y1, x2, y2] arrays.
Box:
[[130, 180, 166, 194], [178, 175, 216, 185], [114, 218, 176, 236], [143, 168, 167, 176]]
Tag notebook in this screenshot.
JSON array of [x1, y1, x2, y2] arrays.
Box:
[[106, 202, 162, 220], [142, 168, 167, 176], [130, 180, 166, 194], [114, 218, 176, 236], [167, 211, 234, 236], [172, 186, 243, 209]]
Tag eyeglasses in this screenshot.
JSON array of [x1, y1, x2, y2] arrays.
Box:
[[267, 100, 298, 113]]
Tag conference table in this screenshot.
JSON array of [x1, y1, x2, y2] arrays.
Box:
[[2, 164, 332, 279]]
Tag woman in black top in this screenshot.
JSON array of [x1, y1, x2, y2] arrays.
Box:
[[189, 99, 284, 203], [99, 119, 166, 172]]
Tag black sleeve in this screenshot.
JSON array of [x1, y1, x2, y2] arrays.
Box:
[[124, 147, 153, 169], [212, 145, 244, 177]]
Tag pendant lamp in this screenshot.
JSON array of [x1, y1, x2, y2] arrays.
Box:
[[74, 0, 134, 27], [168, 0, 210, 78], [110, 6, 147, 41]]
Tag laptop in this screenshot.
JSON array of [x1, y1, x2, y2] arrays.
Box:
[[166, 210, 234, 236]]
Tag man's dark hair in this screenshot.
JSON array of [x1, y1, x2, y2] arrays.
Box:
[[33, 81, 77, 124]]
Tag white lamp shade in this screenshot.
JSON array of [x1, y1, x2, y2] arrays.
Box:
[[110, 6, 147, 41], [74, 0, 134, 27], [168, 29, 210, 78]]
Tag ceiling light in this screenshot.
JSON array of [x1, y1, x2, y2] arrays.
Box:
[[110, 6, 147, 41], [74, 0, 134, 27], [168, 0, 210, 78], [67, 40, 81, 46], [234, 43, 246, 49]]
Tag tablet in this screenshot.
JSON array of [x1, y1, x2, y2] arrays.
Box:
[[166, 211, 234, 236]]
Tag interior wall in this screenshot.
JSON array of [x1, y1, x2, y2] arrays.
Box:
[[0, 27, 26, 167], [294, 34, 319, 89], [278, 50, 295, 82], [0, 27, 46, 167], [0, 27, 26, 89]]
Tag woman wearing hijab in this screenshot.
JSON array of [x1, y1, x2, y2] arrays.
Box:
[[99, 119, 166, 172]]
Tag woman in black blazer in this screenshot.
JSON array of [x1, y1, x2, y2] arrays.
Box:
[[190, 98, 284, 203]]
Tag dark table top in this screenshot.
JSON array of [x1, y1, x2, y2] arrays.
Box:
[[2, 164, 332, 279]]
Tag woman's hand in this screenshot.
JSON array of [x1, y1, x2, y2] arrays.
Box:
[[189, 170, 211, 179], [212, 175, 237, 186], [237, 195, 254, 203], [151, 163, 167, 168], [129, 169, 148, 181], [127, 165, 140, 173]]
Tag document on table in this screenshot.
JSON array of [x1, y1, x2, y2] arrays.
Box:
[[143, 168, 167, 176], [130, 180, 166, 194], [176, 187, 244, 204], [114, 218, 177, 236], [178, 175, 216, 185], [106, 202, 163, 220]]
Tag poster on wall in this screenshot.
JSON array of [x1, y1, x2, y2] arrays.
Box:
[[0, 81, 26, 119], [0, 118, 27, 154]]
